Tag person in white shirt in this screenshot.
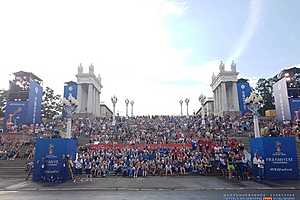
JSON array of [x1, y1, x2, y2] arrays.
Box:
[[252, 154, 259, 179], [74, 158, 82, 183], [257, 156, 265, 180]]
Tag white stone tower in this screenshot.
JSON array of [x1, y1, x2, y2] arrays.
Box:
[[76, 64, 103, 117], [210, 61, 240, 117]]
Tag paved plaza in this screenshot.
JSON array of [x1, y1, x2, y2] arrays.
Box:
[[0, 177, 300, 200], [1, 176, 300, 191]]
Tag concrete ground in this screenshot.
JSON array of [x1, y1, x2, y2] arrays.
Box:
[[0, 190, 299, 200], [0, 176, 299, 200]]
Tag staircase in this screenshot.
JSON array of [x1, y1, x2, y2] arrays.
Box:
[[0, 160, 27, 178], [231, 136, 251, 150], [296, 142, 300, 170], [77, 135, 90, 146]]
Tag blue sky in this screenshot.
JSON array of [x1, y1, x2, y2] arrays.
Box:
[[0, 0, 299, 115], [165, 0, 300, 78]]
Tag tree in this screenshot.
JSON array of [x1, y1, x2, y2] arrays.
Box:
[[41, 87, 63, 120], [255, 78, 276, 115], [0, 90, 8, 118]]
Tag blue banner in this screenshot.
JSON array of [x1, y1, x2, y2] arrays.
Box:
[[4, 101, 28, 126], [26, 80, 43, 124], [273, 78, 291, 121], [237, 79, 252, 115], [289, 98, 300, 121], [64, 81, 78, 99], [250, 137, 298, 180], [33, 138, 77, 183]]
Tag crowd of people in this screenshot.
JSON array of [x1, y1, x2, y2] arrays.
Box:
[[63, 115, 254, 181], [71, 141, 251, 181], [1, 114, 299, 181]]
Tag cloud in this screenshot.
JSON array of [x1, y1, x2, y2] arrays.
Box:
[[0, 0, 192, 115], [0, 0, 224, 115], [227, 0, 263, 64]]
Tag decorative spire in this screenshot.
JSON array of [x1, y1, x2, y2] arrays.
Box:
[[231, 60, 236, 72], [78, 63, 83, 74], [212, 72, 216, 82], [89, 64, 94, 74], [219, 60, 225, 72]]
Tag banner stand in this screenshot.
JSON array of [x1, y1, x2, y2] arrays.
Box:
[[250, 137, 299, 180], [33, 138, 77, 183]]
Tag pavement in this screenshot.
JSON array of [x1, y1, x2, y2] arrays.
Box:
[[0, 176, 300, 191], [0, 177, 300, 200], [0, 190, 299, 200]]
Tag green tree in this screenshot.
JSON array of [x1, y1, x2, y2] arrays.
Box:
[[0, 89, 8, 118], [255, 78, 276, 115], [41, 87, 63, 120]]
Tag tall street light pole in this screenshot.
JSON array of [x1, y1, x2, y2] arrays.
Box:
[[111, 95, 118, 125], [245, 92, 263, 138], [62, 96, 78, 139], [125, 98, 129, 118], [199, 94, 206, 127], [185, 98, 190, 117], [130, 100, 134, 117], [179, 99, 183, 116]]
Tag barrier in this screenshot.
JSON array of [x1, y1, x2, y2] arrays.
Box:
[[33, 138, 77, 183], [250, 137, 299, 180]]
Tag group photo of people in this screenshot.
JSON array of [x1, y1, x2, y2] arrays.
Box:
[[1, 114, 299, 183]]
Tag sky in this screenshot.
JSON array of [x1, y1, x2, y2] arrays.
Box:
[[0, 0, 299, 116]]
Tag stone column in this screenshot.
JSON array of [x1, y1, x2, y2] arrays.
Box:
[[219, 86, 222, 116], [213, 90, 216, 116], [95, 91, 99, 117], [232, 82, 239, 111], [97, 91, 100, 117], [222, 82, 227, 112], [94, 88, 97, 116], [216, 86, 220, 115], [93, 87, 96, 115], [77, 84, 82, 113], [87, 84, 93, 113], [98, 91, 101, 117], [214, 89, 217, 116]]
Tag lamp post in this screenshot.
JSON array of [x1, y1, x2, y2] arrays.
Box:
[[245, 92, 263, 138], [199, 94, 206, 127], [179, 99, 183, 116], [130, 100, 134, 117], [125, 99, 129, 118], [62, 96, 78, 138], [111, 95, 118, 125], [185, 98, 190, 117]]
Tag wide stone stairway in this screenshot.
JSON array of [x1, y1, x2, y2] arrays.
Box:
[[0, 160, 27, 179], [1, 136, 300, 179]]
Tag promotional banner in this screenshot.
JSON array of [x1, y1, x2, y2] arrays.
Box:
[[250, 137, 298, 180], [289, 98, 300, 121], [64, 81, 78, 100], [4, 101, 28, 127], [26, 80, 43, 124], [33, 138, 77, 183], [273, 78, 291, 121], [89, 143, 192, 150], [237, 79, 252, 115]]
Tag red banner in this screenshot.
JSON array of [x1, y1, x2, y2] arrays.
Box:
[[88, 143, 192, 150]]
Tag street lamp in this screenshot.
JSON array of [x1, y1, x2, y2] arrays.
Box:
[[125, 99, 129, 118], [130, 100, 134, 117], [179, 99, 183, 116], [111, 95, 118, 125], [198, 94, 206, 127], [185, 98, 190, 117], [62, 96, 78, 138], [245, 92, 263, 138]]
